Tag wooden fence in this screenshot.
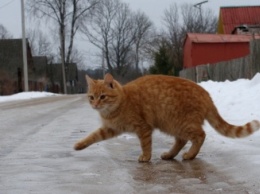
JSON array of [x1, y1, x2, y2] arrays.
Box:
[[179, 40, 260, 82]]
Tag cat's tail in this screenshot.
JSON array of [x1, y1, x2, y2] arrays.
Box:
[[206, 104, 260, 138]]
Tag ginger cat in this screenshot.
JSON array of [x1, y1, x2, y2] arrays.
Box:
[[74, 73, 260, 162]]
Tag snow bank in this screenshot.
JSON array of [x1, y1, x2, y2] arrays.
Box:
[[199, 75, 260, 123], [0, 92, 60, 103], [249, 73, 260, 87]]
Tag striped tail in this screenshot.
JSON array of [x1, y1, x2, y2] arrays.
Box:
[[206, 105, 260, 138]]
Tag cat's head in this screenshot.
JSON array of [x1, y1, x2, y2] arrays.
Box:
[[86, 73, 123, 113]]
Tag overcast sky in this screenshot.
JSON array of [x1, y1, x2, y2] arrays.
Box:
[[0, 0, 259, 38], [0, 0, 259, 67]]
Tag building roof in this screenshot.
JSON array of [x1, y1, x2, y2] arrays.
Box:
[[218, 6, 260, 34], [0, 39, 33, 78], [185, 33, 260, 43]]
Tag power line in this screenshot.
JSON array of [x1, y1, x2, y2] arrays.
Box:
[[0, 0, 15, 10]]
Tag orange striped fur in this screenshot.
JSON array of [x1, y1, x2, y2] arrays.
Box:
[[74, 74, 260, 162]]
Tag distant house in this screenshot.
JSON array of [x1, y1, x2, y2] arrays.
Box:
[[217, 6, 260, 34], [0, 39, 34, 95], [183, 33, 260, 68], [0, 38, 81, 95], [32, 56, 48, 91], [50, 63, 79, 94]]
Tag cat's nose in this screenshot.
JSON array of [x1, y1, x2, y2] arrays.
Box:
[[92, 102, 99, 109], [92, 105, 97, 109]]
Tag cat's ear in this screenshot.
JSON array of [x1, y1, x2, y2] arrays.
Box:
[[104, 73, 114, 89], [85, 75, 94, 87]]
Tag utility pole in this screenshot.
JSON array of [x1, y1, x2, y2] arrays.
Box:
[[102, 50, 105, 77], [194, 0, 208, 21], [21, 0, 29, 91]]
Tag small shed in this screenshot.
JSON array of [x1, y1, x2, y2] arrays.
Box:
[[183, 33, 259, 68]]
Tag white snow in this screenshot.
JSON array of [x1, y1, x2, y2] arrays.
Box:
[[0, 91, 60, 103], [199, 73, 260, 124]]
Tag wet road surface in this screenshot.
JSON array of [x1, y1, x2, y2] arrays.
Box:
[[0, 95, 260, 194]]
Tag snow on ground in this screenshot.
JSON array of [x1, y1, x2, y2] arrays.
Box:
[[200, 73, 260, 123], [0, 91, 60, 103]]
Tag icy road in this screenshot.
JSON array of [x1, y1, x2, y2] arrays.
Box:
[[1, 94, 260, 194]]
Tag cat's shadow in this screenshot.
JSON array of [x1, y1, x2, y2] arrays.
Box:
[[128, 158, 218, 185]]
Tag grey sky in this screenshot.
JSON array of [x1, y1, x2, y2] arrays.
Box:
[[122, 0, 260, 29], [0, 0, 259, 67], [0, 0, 259, 38]]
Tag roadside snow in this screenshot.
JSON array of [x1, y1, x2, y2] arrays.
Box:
[[0, 91, 60, 103], [199, 73, 260, 123]]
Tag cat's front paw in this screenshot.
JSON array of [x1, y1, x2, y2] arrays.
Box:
[[138, 154, 151, 162], [74, 141, 87, 150]]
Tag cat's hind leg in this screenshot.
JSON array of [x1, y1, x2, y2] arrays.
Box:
[[182, 128, 205, 160], [161, 137, 187, 160]]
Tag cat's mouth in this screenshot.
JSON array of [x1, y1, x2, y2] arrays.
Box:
[[92, 105, 103, 110]]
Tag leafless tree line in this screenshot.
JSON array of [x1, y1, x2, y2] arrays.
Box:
[[26, 0, 99, 93], [80, 0, 153, 78], [1, 1, 217, 91], [157, 3, 217, 75]]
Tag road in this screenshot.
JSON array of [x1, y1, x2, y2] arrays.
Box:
[[0, 94, 260, 194]]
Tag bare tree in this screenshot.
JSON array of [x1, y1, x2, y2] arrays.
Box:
[[161, 3, 217, 75], [180, 3, 217, 34], [80, 0, 117, 74], [0, 24, 13, 39], [80, 0, 152, 78], [80, 0, 131, 77], [27, 28, 53, 57], [27, 0, 98, 93], [163, 4, 183, 74], [132, 11, 153, 72], [70, 47, 85, 70]]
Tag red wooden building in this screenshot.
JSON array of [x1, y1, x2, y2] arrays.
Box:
[[183, 33, 259, 68], [183, 6, 260, 69]]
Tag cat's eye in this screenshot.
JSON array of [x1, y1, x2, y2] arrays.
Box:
[[100, 95, 106, 100], [88, 95, 94, 100]]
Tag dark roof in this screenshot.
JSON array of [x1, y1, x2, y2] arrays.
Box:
[[218, 6, 260, 34], [0, 39, 33, 78]]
